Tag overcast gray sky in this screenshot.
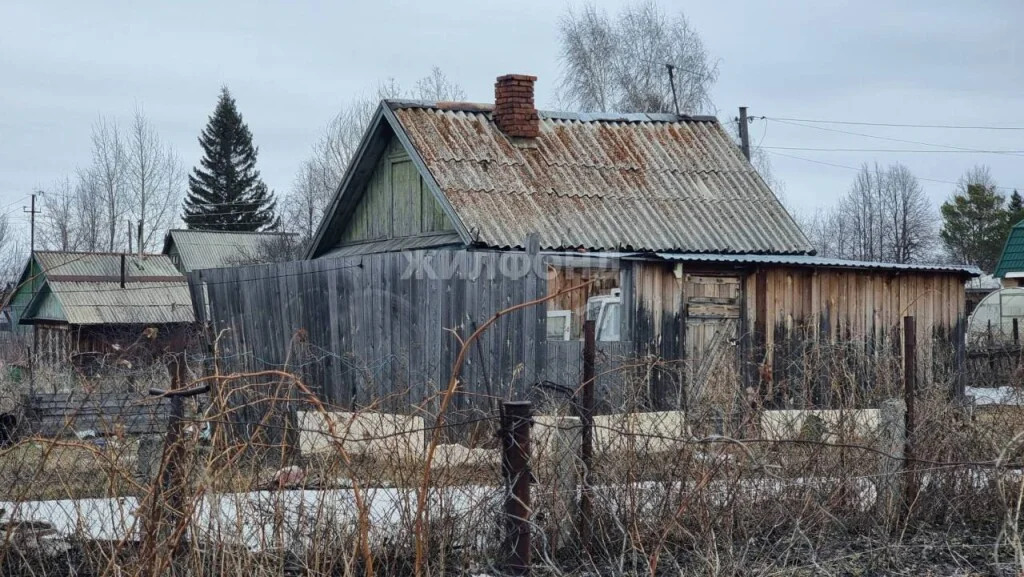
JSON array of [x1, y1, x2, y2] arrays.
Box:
[[2, 0, 1023, 238]]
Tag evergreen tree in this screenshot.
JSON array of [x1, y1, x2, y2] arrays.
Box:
[[183, 87, 278, 231], [940, 183, 1007, 272], [1008, 190, 1024, 227]]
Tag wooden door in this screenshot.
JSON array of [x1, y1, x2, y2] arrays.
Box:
[[684, 274, 741, 414]]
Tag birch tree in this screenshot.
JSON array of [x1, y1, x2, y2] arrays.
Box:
[[125, 107, 184, 251], [558, 1, 719, 114], [38, 177, 80, 251], [76, 169, 105, 252], [805, 163, 936, 264], [87, 117, 128, 251]]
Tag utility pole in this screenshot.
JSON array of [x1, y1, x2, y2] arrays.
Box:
[[127, 220, 133, 254], [24, 193, 40, 256], [738, 106, 751, 161], [666, 64, 680, 116]]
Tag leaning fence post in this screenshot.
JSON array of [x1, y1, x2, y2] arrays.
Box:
[[878, 398, 906, 523], [903, 315, 918, 513], [502, 401, 532, 576]]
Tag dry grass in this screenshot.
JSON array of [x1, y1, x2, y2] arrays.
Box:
[[0, 336, 1022, 576]]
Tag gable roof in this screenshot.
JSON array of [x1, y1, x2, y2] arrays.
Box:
[[995, 221, 1024, 278], [19, 252, 194, 325], [306, 100, 813, 258], [163, 229, 297, 273]]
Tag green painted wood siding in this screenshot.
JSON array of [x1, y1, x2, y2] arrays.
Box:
[[7, 259, 46, 332], [339, 137, 454, 246]]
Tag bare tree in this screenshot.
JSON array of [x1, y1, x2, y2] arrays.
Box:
[[885, 163, 936, 263], [87, 117, 128, 251], [558, 1, 719, 114], [802, 163, 936, 264], [413, 67, 467, 103], [125, 107, 184, 252], [38, 177, 81, 251], [283, 69, 465, 243], [76, 169, 105, 252], [957, 164, 997, 197], [0, 215, 25, 286]]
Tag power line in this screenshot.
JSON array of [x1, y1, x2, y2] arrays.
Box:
[[763, 148, 1024, 191], [765, 118, 1024, 156], [763, 146, 1024, 154], [764, 116, 1024, 131]]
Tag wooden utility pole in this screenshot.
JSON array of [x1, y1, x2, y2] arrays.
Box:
[[24, 193, 39, 255], [739, 107, 751, 160], [666, 64, 680, 115]]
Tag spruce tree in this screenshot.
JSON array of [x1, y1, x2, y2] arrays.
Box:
[[183, 87, 279, 231]]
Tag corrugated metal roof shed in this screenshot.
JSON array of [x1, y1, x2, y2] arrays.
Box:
[[651, 253, 982, 276], [163, 230, 296, 273], [35, 251, 182, 278], [389, 101, 813, 255], [44, 281, 194, 325], [995, 221, 1024, 278], [23, 252, 194, 325]]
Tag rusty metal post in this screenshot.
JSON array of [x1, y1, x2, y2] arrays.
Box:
[[1014, 318, 1020, 346], [903, 316, 917, 510], [578, 320, 596, 553], [501, 401, 532, 576]]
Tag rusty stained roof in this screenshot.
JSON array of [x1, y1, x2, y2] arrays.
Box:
[[390, 102, 813, 255]]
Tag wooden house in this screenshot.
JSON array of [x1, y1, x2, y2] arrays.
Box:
[[8, 252, 195, 373], [196, 74, 979, 418]]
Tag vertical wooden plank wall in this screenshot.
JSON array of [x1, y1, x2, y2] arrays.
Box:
[[193, 249, 549, 432], [748, 266, 967, 403]]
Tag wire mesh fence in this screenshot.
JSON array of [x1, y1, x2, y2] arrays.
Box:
[[0, 334, 1021, 577]]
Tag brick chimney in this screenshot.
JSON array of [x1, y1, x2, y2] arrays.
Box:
[[494, 74, 539, 139]]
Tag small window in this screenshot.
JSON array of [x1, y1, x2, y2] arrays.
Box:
[[597, 302, 621, 342], [546, 310, 572, 341]]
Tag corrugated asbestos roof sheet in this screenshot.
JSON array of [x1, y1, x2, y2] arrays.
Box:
[[46, 282, 194, 325], [163, 230, 296, 272], [390, 101, 813, 254], [26, 252, 194, 325], [651, 253, 982, 276], [995, 221, 1024, 278], [35, 251, 182, 278]]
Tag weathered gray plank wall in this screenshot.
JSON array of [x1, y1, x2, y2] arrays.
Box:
[[192, 250, 547, 415], [189, 249, 643, 446]]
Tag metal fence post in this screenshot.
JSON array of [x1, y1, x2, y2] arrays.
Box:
[[501, 401, 532, 576], [903, 315, 918, 512], [578, 319, 596, 554]]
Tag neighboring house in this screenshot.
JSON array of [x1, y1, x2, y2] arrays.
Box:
[[163, 229, 298, 274], [995, 221, 1024, 287], [198, 74, 979, 418], [8, 252, 194, 370]]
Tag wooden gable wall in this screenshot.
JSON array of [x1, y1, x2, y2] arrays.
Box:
[[338, 137, 455, 247]]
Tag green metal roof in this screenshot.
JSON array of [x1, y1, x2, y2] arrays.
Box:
[[995, 222, 1024, 278]]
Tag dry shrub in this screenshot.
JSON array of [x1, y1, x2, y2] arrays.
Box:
[[0, 336, 1021, 576]]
